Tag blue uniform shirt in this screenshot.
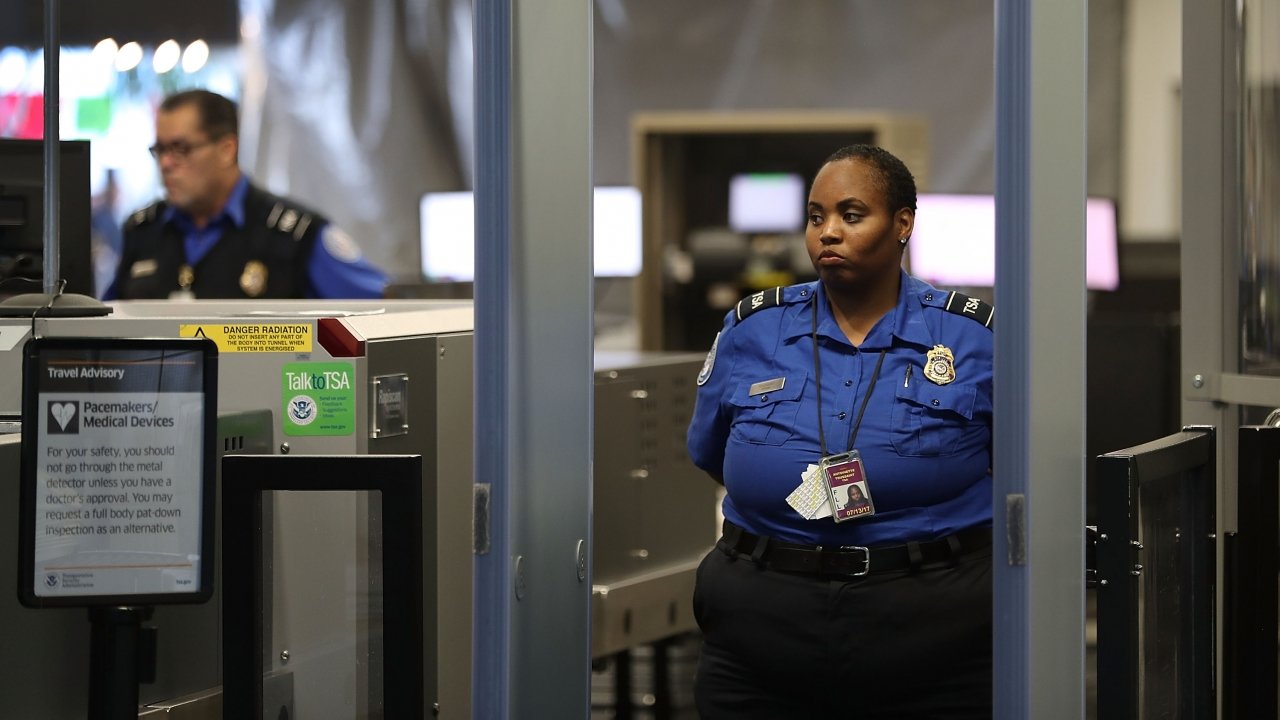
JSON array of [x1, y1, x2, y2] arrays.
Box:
[[687, 271, 994, 547], [169, 174, 250, 268], [103, 176, 387, 300]]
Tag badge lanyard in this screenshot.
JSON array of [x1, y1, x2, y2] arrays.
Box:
[[811, 301, 886, 522]]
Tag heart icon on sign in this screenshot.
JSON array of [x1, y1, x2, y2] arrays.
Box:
[[50, 403, 76, 430]]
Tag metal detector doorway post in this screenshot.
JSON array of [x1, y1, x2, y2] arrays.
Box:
[[17, 337, 218, 719], [1095, 427, 1217, 719]]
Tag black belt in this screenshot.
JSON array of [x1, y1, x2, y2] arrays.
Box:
[[717, 520, 992, 577]]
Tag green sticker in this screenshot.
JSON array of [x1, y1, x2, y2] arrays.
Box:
[[282, 362, 355, 436]]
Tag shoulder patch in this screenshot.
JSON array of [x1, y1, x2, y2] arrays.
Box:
[[943, 291, 994, 329], [126, 202, 162, 229], [735, 287, 783, 322], [697, 331, 720, 386], [322, 225, 364, 263]]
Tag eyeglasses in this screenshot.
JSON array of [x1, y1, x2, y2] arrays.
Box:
[[148, 139, 216, 161]]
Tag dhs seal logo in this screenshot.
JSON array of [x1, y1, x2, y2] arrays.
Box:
[[287, 395, 317, 426]]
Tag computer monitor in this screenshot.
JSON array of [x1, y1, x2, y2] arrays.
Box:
[[728, 173, 806, 234], [0, 139, 93, 297], [906, 193, 1120, 291], [592, 186, 643, 277], [418, 191, 475, 283], [419, 186, 643, 281]]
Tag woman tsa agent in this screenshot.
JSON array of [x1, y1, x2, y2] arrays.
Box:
[[687, 144, 995, 719]]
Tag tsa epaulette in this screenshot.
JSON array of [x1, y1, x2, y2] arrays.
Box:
[[126, 202, 162, 229], [266, 201, 315, 242], [943, 291, 994, 329], [735, 287, 783, 322]]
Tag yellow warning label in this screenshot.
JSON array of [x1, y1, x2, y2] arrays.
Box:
[[180, 324, 313, 353]]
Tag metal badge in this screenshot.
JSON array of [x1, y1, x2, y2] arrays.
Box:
[[177, 264, 195, 289], [240, 260, 268, 297], [924, 345, 956, 385]]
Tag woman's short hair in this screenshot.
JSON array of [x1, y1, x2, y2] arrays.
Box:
[[823, 144, 917, 215]]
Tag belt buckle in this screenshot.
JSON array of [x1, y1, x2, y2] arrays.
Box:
[[838, 545, 870, 576]]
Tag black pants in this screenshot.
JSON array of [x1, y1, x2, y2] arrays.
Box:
[[693, 542, 993, 719]]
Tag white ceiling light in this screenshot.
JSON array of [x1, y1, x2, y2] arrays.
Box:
[[153, 39, 180, 74], [91, 38, 118, 68], [0, 49, 28, 92], [182, 40, 210, 74], [114, 42, 143, 72]]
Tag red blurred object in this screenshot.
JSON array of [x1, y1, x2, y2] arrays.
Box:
[[0, 93, 45, 139]]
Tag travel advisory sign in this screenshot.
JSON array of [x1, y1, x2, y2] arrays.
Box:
[[19, 338, 217, 607]]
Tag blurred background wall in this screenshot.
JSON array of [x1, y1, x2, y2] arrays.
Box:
[[0, 0, 1156, 287]]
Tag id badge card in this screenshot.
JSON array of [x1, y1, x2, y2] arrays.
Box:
[[819, 450, 876, 523]]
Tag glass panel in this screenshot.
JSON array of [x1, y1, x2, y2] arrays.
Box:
[[1136, 477, 1184, 716], [1239, 2, 1280, 704], [1240, 0, 1280, 372], [263, 490, 384, 720]]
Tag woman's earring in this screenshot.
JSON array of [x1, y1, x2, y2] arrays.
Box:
[[899, 236, 909, 246]]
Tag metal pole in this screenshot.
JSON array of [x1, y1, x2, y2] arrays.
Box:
[[42, 0, 60, 296], [0, 0, 107, 315]]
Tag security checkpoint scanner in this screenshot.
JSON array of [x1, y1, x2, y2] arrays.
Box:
[[0, 299, 474, 718], [591, 351, 719, 659], [0, 304, 720, 717]]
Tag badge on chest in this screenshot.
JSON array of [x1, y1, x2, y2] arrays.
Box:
[[924, 345, 956, 385]]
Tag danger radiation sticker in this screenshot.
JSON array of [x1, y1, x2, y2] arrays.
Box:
[[179, 324, 313, 353]]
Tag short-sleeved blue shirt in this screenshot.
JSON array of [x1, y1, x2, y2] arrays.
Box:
[[103, 176, 386, 300], [687, 271, 994, 547]]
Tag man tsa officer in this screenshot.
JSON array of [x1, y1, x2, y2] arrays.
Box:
[[106, 89, 387, 300]]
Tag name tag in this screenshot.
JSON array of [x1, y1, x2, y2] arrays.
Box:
[[748, 377, 785, 396], [130, 259, 158, 278]]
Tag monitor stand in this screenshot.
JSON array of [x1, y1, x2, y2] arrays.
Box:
[[0, 292, 113, 317]]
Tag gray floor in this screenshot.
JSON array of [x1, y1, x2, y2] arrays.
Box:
[[591, 635, 700, 719]]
